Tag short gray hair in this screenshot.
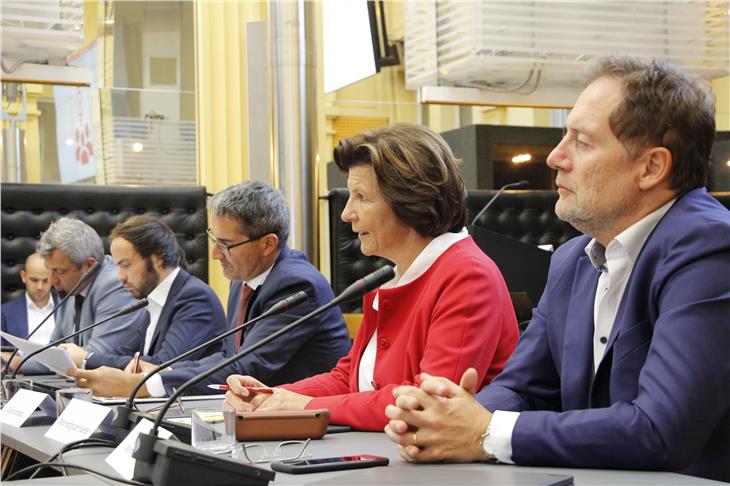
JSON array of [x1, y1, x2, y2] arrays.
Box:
[[208, 181, 290, 249], [37, 218, 105, 267]]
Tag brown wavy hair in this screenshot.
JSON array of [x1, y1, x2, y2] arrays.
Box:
[[333, 123, 467, 237], [110, 215, 185, 270], [586, 55, 715, 194]]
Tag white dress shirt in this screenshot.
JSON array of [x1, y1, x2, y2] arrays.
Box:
[[146, 263, 274, 397], [240, 264, 274, 294], [486, 199, 676, 464], [358, 228, 469, 392], [25, 293, 55, 345], [143, 267, 181, 354]]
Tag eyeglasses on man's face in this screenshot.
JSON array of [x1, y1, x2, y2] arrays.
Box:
[[206, 228, 262, 258]]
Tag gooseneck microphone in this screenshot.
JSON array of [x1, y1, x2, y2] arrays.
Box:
[[11, 299, 149, 378], [111, 290, 309, 437], [337, 265, 396, 303], [131, 265, 395, 486], [469, 180, 529, 228], [2, 260, 102, 378]]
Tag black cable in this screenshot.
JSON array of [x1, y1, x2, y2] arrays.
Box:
[[27, 437, 117, 479], [466, 60, 544, 95], [7, 462, 148, 485], [32, 438, 114, 478], [57, 437, 118, 477]]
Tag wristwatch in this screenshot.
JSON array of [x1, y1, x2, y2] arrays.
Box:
[[480, 426, 497, 462]]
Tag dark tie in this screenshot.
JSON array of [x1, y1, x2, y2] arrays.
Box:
[[73, 295, 85, 345], [234, 285, 253, 352]]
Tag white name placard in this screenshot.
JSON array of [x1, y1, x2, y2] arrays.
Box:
[[44, 398, 111, 444], [0, 389, 53, 427], [106, 418, 174, 479]]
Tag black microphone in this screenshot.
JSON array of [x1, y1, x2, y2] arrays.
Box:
[[131, 265, 395, 486], [11, 299, 149, 378], [337, 265, 396, 303], [111, 290, 309, 438], [469, 180, 529, 228], [2, 260, 103, 377]]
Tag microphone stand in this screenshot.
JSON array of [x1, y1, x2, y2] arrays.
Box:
[[111, 291, 308, 440], [469, 180, 529, 228], [131, 266, 394, 486]]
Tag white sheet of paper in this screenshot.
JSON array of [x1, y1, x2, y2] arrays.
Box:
[[106, 418, 174, 480], [0, 389, 52, 427], [44, 398, 111, 444], [1, 331, 77, 376]]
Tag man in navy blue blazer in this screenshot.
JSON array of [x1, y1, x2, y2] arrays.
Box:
[[59, 216, 226, 370], [72, 181, 351, 398], [384, 55, 730, 482], [1, 253, 57, 350]]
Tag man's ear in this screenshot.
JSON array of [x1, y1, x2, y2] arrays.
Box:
[[259, 233, 280, 257], [150, 253, 166, 273], [20, 270, 27, 284], [638, 147, 672, 191]]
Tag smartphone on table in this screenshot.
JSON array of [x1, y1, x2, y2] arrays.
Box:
[[271, 454, 388, 474]]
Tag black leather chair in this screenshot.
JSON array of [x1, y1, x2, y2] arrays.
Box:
[[325, 188, 578, 313], [1, 183, 209, 303], [466, 190, 579, 247], [325, 189, 730, 314]]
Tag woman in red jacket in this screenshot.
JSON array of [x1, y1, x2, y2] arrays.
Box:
[[224, 123, 519, 431]]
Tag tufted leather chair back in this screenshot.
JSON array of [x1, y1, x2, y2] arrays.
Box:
[[327, 189, 730, 313], [1, 183, 209, 303], [467, 190, 579, 247], [325, 188, 577, 313]]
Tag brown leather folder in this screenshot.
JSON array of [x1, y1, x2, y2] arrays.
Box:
[[235, 409, 330, 441]]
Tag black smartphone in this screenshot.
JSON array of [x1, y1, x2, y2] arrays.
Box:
[[271, 454, 389, 474]]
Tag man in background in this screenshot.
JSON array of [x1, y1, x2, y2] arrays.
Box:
[[1, 253, 58, 367]]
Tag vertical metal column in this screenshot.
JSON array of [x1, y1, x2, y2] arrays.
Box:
[[1, 84, 28, 182], [269, 0, 318, 264], [1, 124, 26, 182]]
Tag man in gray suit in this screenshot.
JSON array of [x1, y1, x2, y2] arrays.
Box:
[[37, 218, 146, 369]]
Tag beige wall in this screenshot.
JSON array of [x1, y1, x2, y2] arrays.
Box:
[[194, 1, 268, 302], [712, 76, 729, 131]]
